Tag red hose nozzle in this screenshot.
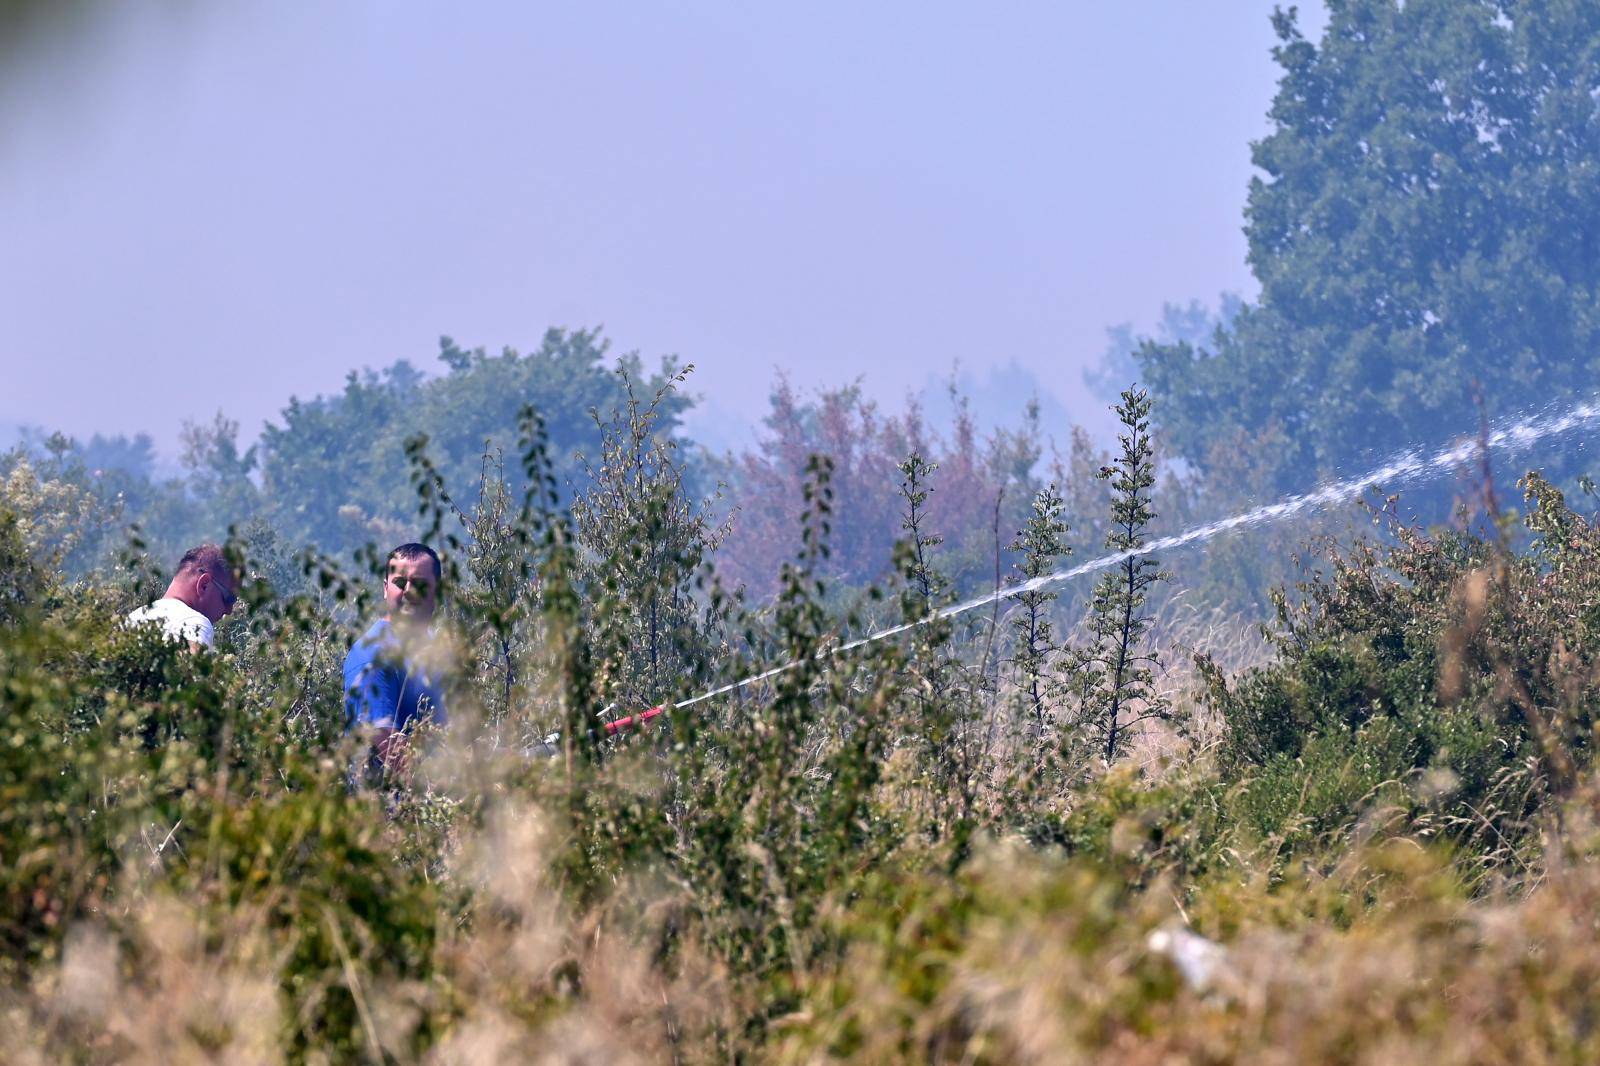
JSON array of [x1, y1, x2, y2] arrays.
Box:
[[600, 704, 666, 737]]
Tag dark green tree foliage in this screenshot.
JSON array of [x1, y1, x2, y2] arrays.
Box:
[[1069, 389, 1172, 763], [259, 329, 689, 554], [258, 361, 425, 551], [1140, 1, 1600, 489]]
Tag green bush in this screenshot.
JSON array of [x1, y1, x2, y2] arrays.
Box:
[[4, 396, 1600, 1060]]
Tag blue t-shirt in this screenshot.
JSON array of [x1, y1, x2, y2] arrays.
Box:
[[343, 619, 448, 732]]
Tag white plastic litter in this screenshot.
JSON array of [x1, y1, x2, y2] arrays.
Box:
[[1147, 926, 1229, 991]]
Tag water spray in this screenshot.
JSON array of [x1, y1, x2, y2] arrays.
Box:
[[545, 396, 1600, 749]]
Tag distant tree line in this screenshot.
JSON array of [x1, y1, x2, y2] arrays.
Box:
[[3, 329, 690, 575]]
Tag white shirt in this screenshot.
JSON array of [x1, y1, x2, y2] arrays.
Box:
[[126, 597, 215, 648]]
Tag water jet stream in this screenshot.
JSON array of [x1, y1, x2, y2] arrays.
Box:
[[565, 397, 1600, 741]]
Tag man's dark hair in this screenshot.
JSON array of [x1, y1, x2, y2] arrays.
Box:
[[177, 543, 232, 581], [388, 542, 441, 581]]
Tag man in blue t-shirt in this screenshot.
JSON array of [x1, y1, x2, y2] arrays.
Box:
[[344, 542, 448, 781]]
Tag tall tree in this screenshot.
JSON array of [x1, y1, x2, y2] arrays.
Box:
[[1140, 1, 1600, 490]]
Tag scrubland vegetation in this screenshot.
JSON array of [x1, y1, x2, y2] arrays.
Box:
[[5, 373, 1600, 1061], [8, 1, 1600, 1060]]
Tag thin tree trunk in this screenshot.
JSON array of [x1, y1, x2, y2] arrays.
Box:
[[1105, 551, 1137, 762]]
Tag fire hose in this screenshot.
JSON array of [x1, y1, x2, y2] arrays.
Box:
[[529, 393, 1600, 757]]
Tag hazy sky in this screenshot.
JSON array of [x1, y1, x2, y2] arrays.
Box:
[[1, 2, 1326, 457]]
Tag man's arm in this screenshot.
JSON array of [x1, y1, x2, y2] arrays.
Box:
[[344, 654, 408, 777]]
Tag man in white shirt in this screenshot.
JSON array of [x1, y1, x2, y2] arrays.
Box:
[[125, 544, 239, 650]]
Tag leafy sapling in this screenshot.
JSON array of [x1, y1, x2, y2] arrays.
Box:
[[1068, 387, 1174, 764], [571, 365, 727, 718], [895, 451, 981, 842], [897, 451, 946, 615], [1007, 484, 1070, 740]]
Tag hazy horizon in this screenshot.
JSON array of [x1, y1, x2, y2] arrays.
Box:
[[3, 2, 1326, 462]]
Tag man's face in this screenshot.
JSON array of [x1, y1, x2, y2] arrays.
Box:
[[195, 566, 239, 623], [384, 555, 438, 625]]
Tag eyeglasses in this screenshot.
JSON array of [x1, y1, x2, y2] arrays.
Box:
[[210, 573, 238, 608]]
